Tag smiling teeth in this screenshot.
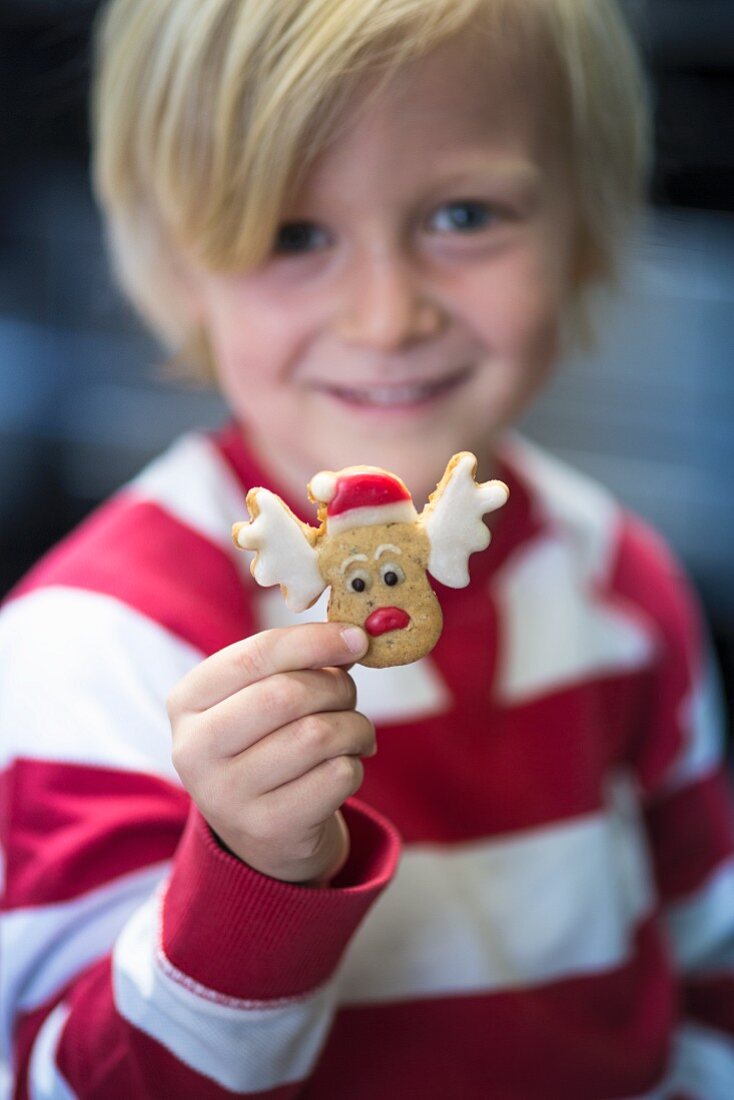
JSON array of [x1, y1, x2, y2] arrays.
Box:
[[349, 385, 434, 405], [327, 376, 462, 406]]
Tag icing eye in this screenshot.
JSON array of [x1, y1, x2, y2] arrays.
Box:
[[380, 563, 405, 587], [348, 570, 372, 594]]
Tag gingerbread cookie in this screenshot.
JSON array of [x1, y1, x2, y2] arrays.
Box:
[[232, 453, 509, 668]]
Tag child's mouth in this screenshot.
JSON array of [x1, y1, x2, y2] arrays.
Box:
[[313, 367, 473, 410]]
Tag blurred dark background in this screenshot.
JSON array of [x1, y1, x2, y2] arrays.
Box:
[[1, 1, 733, 734]]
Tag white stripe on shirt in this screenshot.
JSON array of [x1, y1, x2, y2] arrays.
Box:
[[662, 644, 727, 795], [493, 534, 656, 704], [27, 1003, 76, 1100], [1, 862, 170, 1022], [0, 587, 199, 779], [663, 1021, 734, 1099], [339, 774, 655, 1003], [666, 856, 734, 971], [129, 432, 249, 568], [501, 432, 619, 584]]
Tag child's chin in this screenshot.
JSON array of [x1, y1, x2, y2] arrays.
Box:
[[303, 395, 493, 489], [315, 435, 466, 499]]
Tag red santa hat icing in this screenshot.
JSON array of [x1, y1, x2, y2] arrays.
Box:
[[309, 467, 418, 535]]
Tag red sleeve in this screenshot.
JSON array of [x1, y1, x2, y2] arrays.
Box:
[[613, 516, 734, 1052], [5, 761, 397, 1098], [0, 587, 399, 1099], [163, 802, 397, 1000]]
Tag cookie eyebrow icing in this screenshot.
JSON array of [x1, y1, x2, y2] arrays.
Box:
[[375, 545, 402, 560], [340, 554, 369, 574]]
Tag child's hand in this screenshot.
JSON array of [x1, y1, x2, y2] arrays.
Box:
[[167, 623, 375, 885]]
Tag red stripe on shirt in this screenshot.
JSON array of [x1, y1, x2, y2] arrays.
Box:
[[6, 494, 253, 657], [359, 671, 646, 843], [2, 759, 188, 909], [610, 514, 704, 794], [644, 768, 734, 901]]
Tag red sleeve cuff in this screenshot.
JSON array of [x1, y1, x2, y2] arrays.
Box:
[[161, 798, 400, 1000]]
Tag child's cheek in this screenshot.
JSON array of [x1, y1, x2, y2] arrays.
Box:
[[198, 274, 311, 378], [473, 246, 567, 348]]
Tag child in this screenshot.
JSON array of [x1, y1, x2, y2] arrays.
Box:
[[2, 0, 733, 1096]]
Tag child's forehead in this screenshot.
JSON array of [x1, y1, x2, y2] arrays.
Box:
[[298, 33, 556, 199], [349, 32, 545, 138]]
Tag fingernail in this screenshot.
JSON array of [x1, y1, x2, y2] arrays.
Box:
[[341, 626, 368, 655]]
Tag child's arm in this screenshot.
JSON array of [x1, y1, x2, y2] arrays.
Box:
[[0, 594, 398, 1097], [621, 518, 734, 1092]]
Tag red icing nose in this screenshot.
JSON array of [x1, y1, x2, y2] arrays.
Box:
[[365, 607, 411, 637]]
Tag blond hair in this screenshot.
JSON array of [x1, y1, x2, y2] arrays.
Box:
[[91, 0, 651, 376]]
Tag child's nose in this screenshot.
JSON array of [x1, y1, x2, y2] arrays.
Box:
[[334, 249, 447, 352]]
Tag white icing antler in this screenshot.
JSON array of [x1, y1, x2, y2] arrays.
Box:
[[233, 489, 325, 612], [421, 452, 509, 588]]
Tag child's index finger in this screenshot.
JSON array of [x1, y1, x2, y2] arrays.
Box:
[[173, 622, 368, 714]]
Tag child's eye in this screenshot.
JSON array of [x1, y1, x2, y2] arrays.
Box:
[[428, 201, 496, 234], [274, 221, 330, 255]]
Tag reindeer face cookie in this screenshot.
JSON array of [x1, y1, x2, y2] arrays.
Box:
[[318, 522, 442, 668], [232, 454, 509, 668]]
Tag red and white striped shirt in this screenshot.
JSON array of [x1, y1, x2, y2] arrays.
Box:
[[2, 423, 733, 1099]]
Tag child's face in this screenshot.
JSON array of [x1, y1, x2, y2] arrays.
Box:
[[190, 30, 580, 498]]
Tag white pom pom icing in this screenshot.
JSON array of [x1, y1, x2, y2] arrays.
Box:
[[309, 472, 337, 503]]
